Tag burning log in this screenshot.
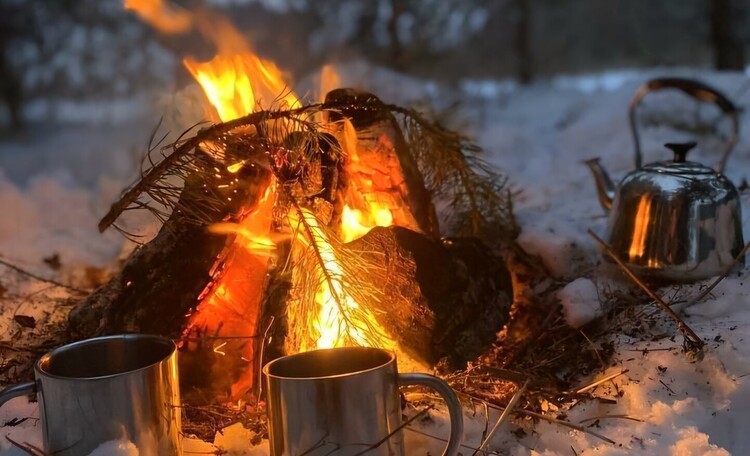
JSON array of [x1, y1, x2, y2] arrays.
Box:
[[67, 87, 517, 402], [326, 89, 440, 239], [69, 139, 275, 400], [69, 147, 271, 338]]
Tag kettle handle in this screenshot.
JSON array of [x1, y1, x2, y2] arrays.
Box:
[[629, 77, 739, 173]]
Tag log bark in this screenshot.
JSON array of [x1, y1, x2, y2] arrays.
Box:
[[346, 226, 512, 368], [68, 163, 270, 338]]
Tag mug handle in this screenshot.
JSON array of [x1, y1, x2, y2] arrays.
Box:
[[0, 382, 36, 406], [398, 373, 464, 456]]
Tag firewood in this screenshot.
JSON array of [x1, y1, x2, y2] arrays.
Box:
[[345, 226, 512, 367], [326, 88, 440, 238], [68, 161, 271, 338], [68, 90, 516, 402]]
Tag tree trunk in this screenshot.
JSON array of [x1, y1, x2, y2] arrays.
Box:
[[710, 0, 745, 70], [513, 0, 533, 84]]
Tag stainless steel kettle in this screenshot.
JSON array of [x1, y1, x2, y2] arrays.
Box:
[[586, 77, 744, 281]]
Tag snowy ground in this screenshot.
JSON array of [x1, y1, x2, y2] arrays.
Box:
[[1, 65, 750, 455]]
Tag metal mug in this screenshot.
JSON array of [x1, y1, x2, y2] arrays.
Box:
[[0, 334, 182, 456], [263, 346, 464, 456]]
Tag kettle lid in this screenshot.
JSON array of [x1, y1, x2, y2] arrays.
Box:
[[643, 142, 715, 176]]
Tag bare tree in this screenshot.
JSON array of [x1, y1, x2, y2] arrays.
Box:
[[512, 0, 533, 84], [709, 0, 745, 70]]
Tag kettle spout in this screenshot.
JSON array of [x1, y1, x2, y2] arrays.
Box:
[[584, 158, 615, 211]]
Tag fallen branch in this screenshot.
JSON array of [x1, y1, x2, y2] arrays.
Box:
[[473, 379, 530, 455], [97, 107, 321, 232], [587, 230, 705, 352], [575, 370, 629, 394]]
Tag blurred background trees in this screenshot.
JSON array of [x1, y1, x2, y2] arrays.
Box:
[[0, 0, 747, 128]]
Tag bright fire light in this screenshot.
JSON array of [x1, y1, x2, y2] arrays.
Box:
[[126, 0, 394, 353], [341, 205, 394, 243], [297, 209, 392, 350], [184, 54, 299, 122]]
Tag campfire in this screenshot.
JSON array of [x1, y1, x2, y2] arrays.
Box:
[[69, 0, 517, 405], [3, 1, 749, 454]]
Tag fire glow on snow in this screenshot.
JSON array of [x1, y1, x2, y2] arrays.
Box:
[[2, 58, 750, 456]]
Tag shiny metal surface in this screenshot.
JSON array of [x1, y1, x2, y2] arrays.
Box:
[[0, 334, 182, 456], [605, 154, 744, 281], [264, 347, 463, 456], [586, 78, 745, 281], [585, 158, 615, 211]]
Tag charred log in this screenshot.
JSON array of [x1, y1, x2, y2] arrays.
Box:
[[326, 88, 440, 238], [346, 226, 512, 368], [69, 161, 271, 338]]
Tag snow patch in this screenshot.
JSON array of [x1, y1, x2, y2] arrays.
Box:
[[517, 229, 592, 279], [87, 439, 139, 456], [557, 278, 601, 328], [213, 423, 269, 455]]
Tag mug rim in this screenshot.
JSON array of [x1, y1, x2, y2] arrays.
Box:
[[35, 334, 177, 381], [263, 346, 395, 381]]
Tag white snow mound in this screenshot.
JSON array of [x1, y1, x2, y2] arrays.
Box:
[[87, 439, 139, 456], [557, 277, 601, 328]]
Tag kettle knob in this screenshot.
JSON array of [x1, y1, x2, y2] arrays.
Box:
[[664, 141, 697, 163]]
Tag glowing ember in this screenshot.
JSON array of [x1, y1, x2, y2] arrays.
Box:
[[188, 179, 277, 399], [298, 210, 392, 350]]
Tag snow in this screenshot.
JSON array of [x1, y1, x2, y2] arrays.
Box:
[[557, 278, 602, 328], [87, 439, 139, 456], [2, 65, 750, 455]]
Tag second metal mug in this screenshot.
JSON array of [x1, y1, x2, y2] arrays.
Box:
[[0, 334, 182, 456], [263, 346, 464, 456]]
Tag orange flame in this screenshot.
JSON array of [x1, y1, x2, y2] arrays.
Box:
[[124, 0, 192, 34], [341, 205, 394, 243], [184, 54, 299, 122], [337, 117, 395, 243], [188, 180, 277, 399], [125, 0, 298, 121], [128, 0, 394, 364]]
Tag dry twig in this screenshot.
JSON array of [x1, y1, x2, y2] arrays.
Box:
[[5, 436, 47, 456], [578, 414, 643, 424], [588, 230, 705, 352], [575, 370, 628, 394], [350, 404, 435, 456], [474, 379, 530, 455]]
